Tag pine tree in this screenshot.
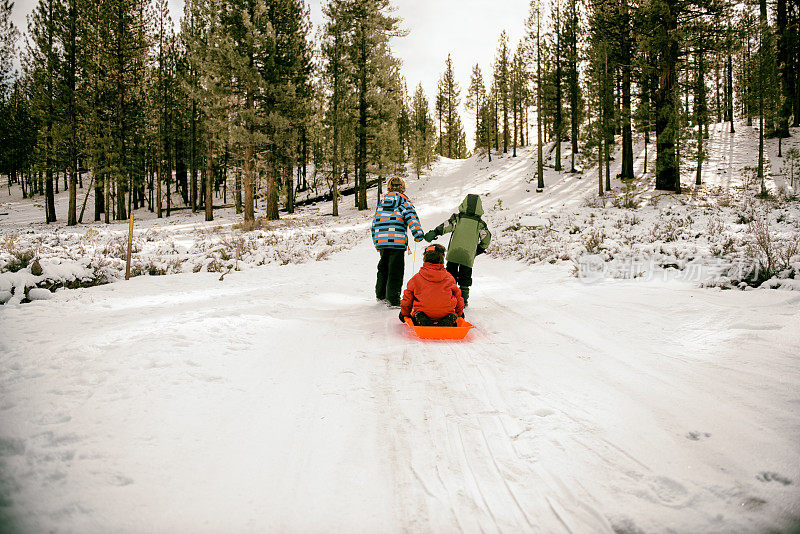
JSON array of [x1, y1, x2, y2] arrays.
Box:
[[526, 0, 545, 191], [95, 0, 149, 221], [511, 43, 527, 158], [321, 0, 354, 216], [564, 0, 581, 172], [636, 0, 724, 192], [26, 0, 63, 223], [347, 0, 402, 211], [438, 55, 467, 159], [153, 0, 169, 218], [496, 31, 511, 153], [467, 63, 486, 157], [180, 0, 203, 213], [0, 1, 14, 94], [410, 83, 435, 177], [0, 0, 20, 185], [550, 0, 564, 170], [264, 0, 313, 218], [435, 75, 445, 156]]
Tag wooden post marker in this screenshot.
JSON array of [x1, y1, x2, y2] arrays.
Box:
[[125, 211, 134, 280]]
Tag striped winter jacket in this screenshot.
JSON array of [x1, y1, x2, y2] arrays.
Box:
[[371, 192, 425, 250]]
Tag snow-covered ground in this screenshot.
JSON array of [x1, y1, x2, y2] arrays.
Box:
[[1, 123, 799, 533]]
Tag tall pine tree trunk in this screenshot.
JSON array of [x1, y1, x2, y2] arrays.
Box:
[[266, 162, 279, 220], [554, 11, 562, 172], [696, 50, 706, 186], [727, 44, 735, 133], [45, 0, 56, 224], [157, 130, 163, 218], [776, 0, 791, 137], [243, 87, 255, 222], [655, 0, 680, 192], [621, 64, 634, 181], [332, 38, 341, 217], [66, 0, 78, 226], [244, 144, 255, 222], [357, 29, 368, 211], [536, 15, 544, 192], [205, 140, 214, 222], [598, 95, 604, 196], [569, 27, 578, 173], [190, 100, 197, 212], [494, 97, 499, 151], [512, 81, 518, 157]]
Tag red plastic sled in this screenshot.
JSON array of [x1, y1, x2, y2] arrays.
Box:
[[404, 317, 475, 340]]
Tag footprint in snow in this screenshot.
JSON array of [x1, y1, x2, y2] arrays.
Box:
[[33, 431, 83, 449], [647, 476, 691, 507], [686, 431, 711, 441], [756, 472, 792, 486], [107, 473, 134, 487], [0, 437, 25, 457], [740, 496, 767, 511], [34, 412, 72, 425], [730, 323, 782, 331]]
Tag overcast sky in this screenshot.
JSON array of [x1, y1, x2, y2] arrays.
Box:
[[10, 0, 531, 149]]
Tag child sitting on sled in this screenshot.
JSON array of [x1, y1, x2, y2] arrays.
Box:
[[399, 244, 465, 327], [424, 193, 491, 307]]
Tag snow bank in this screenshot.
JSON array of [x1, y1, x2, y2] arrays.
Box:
[[0, 219, 364, 303], [489, 192, 800, 290]]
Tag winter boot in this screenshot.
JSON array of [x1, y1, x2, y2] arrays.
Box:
[[437, 313, 458, 327], [413, 312, 436, 326], [460, 287, 470, 308]]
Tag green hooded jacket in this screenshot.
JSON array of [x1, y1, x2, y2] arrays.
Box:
[[433, 194, 492, 268]]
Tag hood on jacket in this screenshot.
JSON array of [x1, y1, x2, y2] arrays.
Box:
[[458, 194, 483, 216], [418, 262, 450, 283], [379, 191, 405, 210]]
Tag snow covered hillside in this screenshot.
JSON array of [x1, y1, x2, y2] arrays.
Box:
[[1, 123, 799, 533]]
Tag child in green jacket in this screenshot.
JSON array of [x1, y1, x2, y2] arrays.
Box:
[[424, 194, 491, 307]]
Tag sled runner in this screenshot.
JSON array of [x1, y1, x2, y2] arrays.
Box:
[[404, 317, 474, 340]]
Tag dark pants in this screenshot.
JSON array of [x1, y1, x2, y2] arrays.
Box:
[[446, 261, 472, 288], [376, 248, 405, 305], [413, 312, 458, 327]]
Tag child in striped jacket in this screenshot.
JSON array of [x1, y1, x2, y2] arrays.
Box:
[[371, 177, 425, 306]]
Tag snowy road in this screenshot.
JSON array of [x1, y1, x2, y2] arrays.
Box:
[[2, 131, 800, 532], [2, 238, 799, 533]]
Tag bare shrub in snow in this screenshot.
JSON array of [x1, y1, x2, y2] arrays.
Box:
[[743, 214, 800, 284], [131, 261, 168, 277], [80, 228, 101, 244], [103, 236, 142, 259], [782, 148, 799, 189], [583, 194, 606, 208], [651, 215, 689, 242], [584, 229, 604, 253], [0, 233, 19, 252], [706, 216, 726, 236], [2, 249, 35, 273], [234, 217, 271, 232], [613, 181, 639, 209]]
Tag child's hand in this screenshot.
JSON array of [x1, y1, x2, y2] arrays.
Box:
[[424, 230, 436, 242], [398, 312, 407, 323]]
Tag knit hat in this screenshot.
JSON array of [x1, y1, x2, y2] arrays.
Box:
[[423, 244, 446, 264], [387, 176, 406, 193]]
